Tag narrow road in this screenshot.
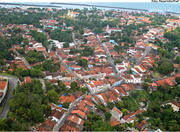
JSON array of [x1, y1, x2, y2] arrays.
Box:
[[136, 46, 151, 65], [96, 34, 119, 77], [0, 75, 19, 119], [53, 95, 85, 131], [38, 78, 46, 91], [56, 53, 92, 93], [72, 32, 80, 49], [14, 48, 32, 69]]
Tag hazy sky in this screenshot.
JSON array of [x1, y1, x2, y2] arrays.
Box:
[[0, 0, 155, 3]]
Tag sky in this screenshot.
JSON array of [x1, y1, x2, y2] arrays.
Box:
[[0, 0, 156, 2]]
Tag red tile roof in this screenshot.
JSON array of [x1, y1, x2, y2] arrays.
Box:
[[25, 77, 32, 83], [105, 90, 118, 102], [99, 93, 108, 104], [112, 107, 122, 115], [172, 101, 180, 108], [59, 94, 76, 103], [136, 120, 147, 130], [116, 87, 127, 96], [110, 120, 121, 127], [71, 110, 86, 119], [61, 123, 79, 132], [68, 114, 84, 126], [0, 81, 7, 90], [0, 92, 3, 97], [123, 110, 144, 120], [121, 84, 131, 91], [36, 47, 46, 52]]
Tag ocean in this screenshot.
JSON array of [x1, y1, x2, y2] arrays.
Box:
[[1, 2, 180, 13]]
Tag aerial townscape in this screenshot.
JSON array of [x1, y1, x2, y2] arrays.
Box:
[[0, 2, 180, 131]]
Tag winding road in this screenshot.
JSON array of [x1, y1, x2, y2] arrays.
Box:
[[0, 75, 19, 119]]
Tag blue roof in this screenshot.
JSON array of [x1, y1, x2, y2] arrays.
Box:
[[132, 72, 136, 75], [64, 93, 69, 96], [109, 40, 117, 45], [58, 104, 63, 108]]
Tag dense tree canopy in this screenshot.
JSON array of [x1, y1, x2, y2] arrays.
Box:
[[0, 38, 14, 64], [42, 60, 59, 73], [50, 30, 73, 43], [81, 46, 94, 57], [0, 9, 42, 26], [47, 89, 59, 104], [8, 79, 51, 125], [83, 112, 113, 131], [78, 59, 88, 67], [25, 50, 45, 64], [15, 68, 42, 80], [157, 59, 174, 75]]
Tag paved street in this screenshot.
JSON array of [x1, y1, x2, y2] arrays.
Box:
[[53, 95, 85, 131], [136, 46, 152, 65], [56, 53, 92, 93], [0, 75, 19, 119], [72, 32, 80, 49], [14, 48, 32, 69], [96, 35, 119, 76]]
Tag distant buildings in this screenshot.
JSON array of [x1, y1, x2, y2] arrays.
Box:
[[67, 10, 79, 18]]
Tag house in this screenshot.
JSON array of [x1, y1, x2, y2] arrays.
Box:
[[59, 94, 76, 103], [67, 10, 79, 18], [24, 76, 32, 83], [63, 81, 71, 88], [105, 90, 120, 102], [134, 65, 146, 73], [110, 119, 121, 127], [96, 93, 108, 106], [71, 110, 87, 119], [165, 102, 180, 112], [60, 120, 80, 131], [36, 118, 56, 131], [0, 77, 8, 104], [70, 65, 81, 70], [111, 107, 123, 120], [67, 114, 84, 126], [136, 120, 148, 130], [122, 109, 144, 123], [105, 25, 121, 34], [36, 103, 65, 131]]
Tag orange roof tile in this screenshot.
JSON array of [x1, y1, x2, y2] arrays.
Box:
[[0, 81, 7, 90], [136, 120, 147, 130], [121, 84, 131, 91], [110, 120, 121, 127], [25, 77, 32, 83], [59, 95, 76, 103], [112, 107, 122, 115], [71, 110, 86, 119]]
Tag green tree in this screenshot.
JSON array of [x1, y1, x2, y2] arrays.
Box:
[[107, 102, 114, 110], [47, 89, 59, 104], [58, 80, 67, 93], [62, 102, 70, 109], [158, 60, 174, 75], [29, 68, 42, 77], [78, 59, 88, 67], [81, 46, 94, 57], [175, 77, 180, 84], [175, 56, 180, 64], [31, 30, 47, 44], [42, 60, 59, 73], [63, 42, 69, 48], [105, 112, 111, 121]]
